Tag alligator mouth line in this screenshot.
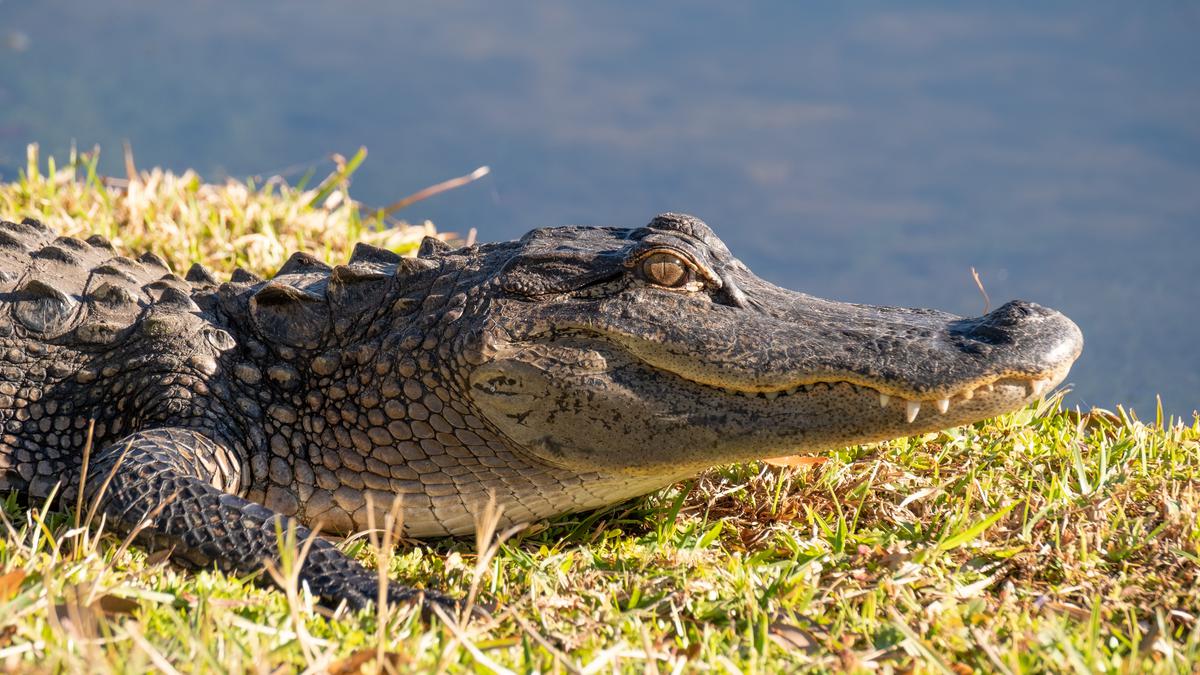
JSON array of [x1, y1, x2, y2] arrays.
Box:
[[673, 369, 1071, 424], [543, 330, 1072, 425]]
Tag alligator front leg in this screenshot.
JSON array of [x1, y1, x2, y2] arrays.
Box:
[[84, 427, 455, 613]]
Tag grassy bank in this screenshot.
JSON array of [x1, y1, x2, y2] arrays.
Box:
[[1, 148, 1198, 673]]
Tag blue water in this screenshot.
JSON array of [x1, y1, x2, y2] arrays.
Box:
[[2, 2, 1198, 417]]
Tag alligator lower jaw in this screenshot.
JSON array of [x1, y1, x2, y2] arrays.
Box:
[[685, 363, 1075, 425]]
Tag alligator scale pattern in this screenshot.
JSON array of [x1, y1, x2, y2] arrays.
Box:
[[0, 214, 1082, 610]]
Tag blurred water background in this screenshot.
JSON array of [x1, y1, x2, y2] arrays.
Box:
[[1, 1, 1197, 417]]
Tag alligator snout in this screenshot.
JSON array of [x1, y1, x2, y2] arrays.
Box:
[[950, 300, 1083, 371]]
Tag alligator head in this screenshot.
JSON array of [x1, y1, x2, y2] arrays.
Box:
[[465, 213, 1082, 478]]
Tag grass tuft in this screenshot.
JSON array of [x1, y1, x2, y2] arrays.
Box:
[[0, 143, 441, 278], [1, 148, 1198, 672]]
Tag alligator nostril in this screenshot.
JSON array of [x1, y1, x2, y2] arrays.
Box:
[[991, 300, 1056, 322], [949, 300, 1066, 349], [949, 307, 1022, 345]]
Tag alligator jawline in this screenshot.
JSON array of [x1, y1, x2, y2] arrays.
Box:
[[542, 329, 1065, 424], [653, 367, 1071, 425]]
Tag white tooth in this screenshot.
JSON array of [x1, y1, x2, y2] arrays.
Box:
[[935, 398, 950, 414], [879, 393, 891, 408], [786, 387, 798, 395], [905, 400, 921, 423], [982, 383, 994, 392], [764, 391, 779, 400], [960, 388, 974, 400], [1028, 378, 1049, 396]]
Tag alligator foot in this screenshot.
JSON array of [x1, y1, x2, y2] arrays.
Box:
[[83, 427, 461, 617], [308, 558, 481, 620]]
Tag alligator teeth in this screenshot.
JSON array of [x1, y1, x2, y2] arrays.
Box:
[[879, 393, 891, 408], [960, 388, 974, 400], [935, 398, 950, 414], [785, 386, 798, 395], [981, 383, 994, 393], [904, 400, 921, 424], [764, 391, 779, 400], [1027, 378, 1049, 397]]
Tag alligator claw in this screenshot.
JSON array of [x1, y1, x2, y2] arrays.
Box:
[[337, 579, 489, 622], [407, 588, 494, 623]]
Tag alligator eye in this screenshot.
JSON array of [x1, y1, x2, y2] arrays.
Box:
[[640, 252, 692, 288]]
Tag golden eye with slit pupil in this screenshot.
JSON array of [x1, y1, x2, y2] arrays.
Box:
[[641, 252, 690, 288]]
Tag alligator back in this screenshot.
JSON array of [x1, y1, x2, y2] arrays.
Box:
[[0, 217, 227, 498]]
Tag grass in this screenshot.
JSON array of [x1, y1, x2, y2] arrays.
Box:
[[0, 144, 441, 275], [1, 146, 1199, 673]]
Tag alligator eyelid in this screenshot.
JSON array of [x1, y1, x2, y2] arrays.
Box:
[[624, 247, 721, 289], [625, 246, 699, 268]]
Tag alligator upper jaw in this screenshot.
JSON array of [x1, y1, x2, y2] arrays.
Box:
[[602, 296, 1082, 405], [678, 361, 1077, 426], [576, 289, 1084, 462]]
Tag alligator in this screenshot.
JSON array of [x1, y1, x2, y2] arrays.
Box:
[[0, 212, 1082, 612]]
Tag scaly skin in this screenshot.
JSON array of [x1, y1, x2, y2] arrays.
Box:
[[0, 213, 1083, 611]]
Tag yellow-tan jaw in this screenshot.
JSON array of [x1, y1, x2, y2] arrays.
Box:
[[706, 362, 1074, 426]]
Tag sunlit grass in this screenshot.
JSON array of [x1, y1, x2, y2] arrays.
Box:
[[1, 147, 1198, 672], [0, 143, 440, 276]]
